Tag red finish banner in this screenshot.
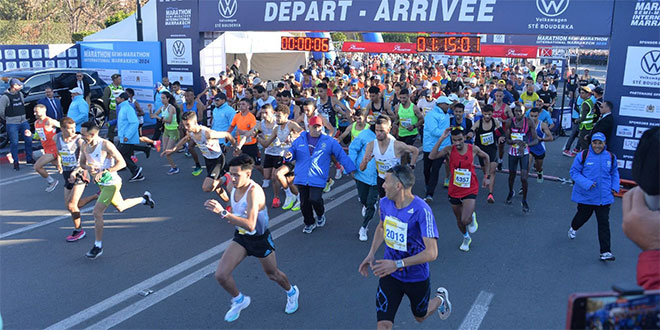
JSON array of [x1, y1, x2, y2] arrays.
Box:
[[341, 42, 417, 54], [445, 45, 539, 58]]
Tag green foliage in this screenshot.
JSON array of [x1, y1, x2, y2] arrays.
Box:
[[0, 20, 70, 44], [72, 31, 96, 42], [330, 32, 347, 42], [105, 11, 133, 28], [381, 33, 427, 43]]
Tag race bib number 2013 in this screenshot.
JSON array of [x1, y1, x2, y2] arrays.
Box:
[[384, 216, 408, 252]]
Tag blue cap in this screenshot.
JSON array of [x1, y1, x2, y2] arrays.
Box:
[[350, 78, 359, 85], [9, 78, 23, 87], [437, 96, 452, 104], [591, 132, 606, 142]]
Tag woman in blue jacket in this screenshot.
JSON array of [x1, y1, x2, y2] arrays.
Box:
[[568, 132, 619, 261]]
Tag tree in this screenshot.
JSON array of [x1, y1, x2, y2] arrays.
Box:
[[105, 10, 133, 28]]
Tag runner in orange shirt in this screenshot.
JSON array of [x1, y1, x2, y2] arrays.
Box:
[[33, 104, 61, 192]]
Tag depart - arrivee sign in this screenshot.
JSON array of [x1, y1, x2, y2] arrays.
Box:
[[199, 0, 615, 36]]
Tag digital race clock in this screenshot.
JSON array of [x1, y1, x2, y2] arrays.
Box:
[[416, 36, 481, 53], [281, 36, 330, 52]]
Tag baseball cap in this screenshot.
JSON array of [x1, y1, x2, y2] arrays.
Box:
[[437, 96, 452, 105], [350, 78, 359, 85], [593, 86, 604, 94], [214, 92, 227, 100], [118, 92, 130, 100], [421, 89, 431, 97], [111, 73, 121, 79], [423, 81, 432, 89], [9, 78, 24, 87], [587, 84, 596, 91], [448, 94, 460, 102], [219, 71, 227, 77], [497, 79, 506, 85], [580, 86, 592, 93], [308, 116, 323, 127], [591, 132, 606, 142], [69, 87, 83, 94]]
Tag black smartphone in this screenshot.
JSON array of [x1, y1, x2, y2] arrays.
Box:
[[566, 290, 660, 329]]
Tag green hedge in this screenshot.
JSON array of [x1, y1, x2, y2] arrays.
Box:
[[72, 31, 95, 42], [381, 33, 427, 43]]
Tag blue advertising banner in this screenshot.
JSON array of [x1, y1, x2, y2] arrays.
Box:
[[482, 34, 610, 49], [0, 44, 80, 72], [199, 0, 614, 36], [79, 41, 163, 126], [603, 0, 660, 180], [157, 0, 202, 93]]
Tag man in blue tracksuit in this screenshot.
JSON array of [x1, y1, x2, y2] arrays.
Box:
[[422, 96, 451, 202], [116, 92, 144, 182], [568, 132, 619, 261], [348, 126, 378, 242], [286, 116, 356, 234], [67, 87, 89, 132]]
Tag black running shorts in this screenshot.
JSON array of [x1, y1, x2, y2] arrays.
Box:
[[232, 229, 275, 258], [205, 154, 225, 179], [376, 275, 431, 322]]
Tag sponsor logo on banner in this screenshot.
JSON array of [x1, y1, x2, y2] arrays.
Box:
[[218, 0, 237, 19], [348, 44, 366, 51], [166, 38, 192, 65], [619, 96, 660, 120], [493, 35, 505, 43], [625, 161, 633, 170], [635, 127, 650, 138], [172, 40, 185, 57], [536, 0, 570, 17], [623, 138, 639, 151], [641, 50, 660, 75], [616, 125, 635, 137], [624, 47, 660, 87], [617, 159, 625, 169], [393, 44, 413, 52], [506, 48, 529, 57]]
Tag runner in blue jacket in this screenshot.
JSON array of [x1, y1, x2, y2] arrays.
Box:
[[348, 127, 378, 242], [568, 132, 620, 261], [285, 116, 356, 234]]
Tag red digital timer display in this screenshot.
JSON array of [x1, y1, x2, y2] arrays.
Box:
[[281, 37, 330, 52], [416, 36, 481, 53]]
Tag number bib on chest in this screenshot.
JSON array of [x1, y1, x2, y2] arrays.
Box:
[[384, 216, 408, 252], [197, 144, 211, 157], [237, 226, 257, 235], [400, 118, 412, 127], [58, 150, 76, 167], [375, 160, 390, 176], [479, 132, 494, 146], [511, 132, 525, 148], [453, 168, 472, 188], [36, 128, 47, 141]]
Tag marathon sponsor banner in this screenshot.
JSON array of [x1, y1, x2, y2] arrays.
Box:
[[198, 0, 614, 36], [604, 0, 660, 179], [0, 44, 80, 72], [157, 0, 203, 93], [446, 45, 539, 58], [80, 41, 163, 126], [484, 34, 610, 49], [341, 42, 416, 53]]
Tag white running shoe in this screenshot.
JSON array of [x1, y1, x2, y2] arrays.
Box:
[[285, 285, 299, 314], [291, 199, 301, 211], [568, 227, 576, 239], [467, 212, 478, 234], [334, 167, 343, 180], [45, 179, 59, 192], [459, 236, 472, 252], [436, 287, 452, 320], [282, 195, 296, 210], [224, 295, 251, 322], [359, 227, 368, 241], [262, 179, 270, 188]]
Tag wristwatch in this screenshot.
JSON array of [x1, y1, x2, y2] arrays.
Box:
[[395, 259, 405, 268], [221, 210, 229, 218]]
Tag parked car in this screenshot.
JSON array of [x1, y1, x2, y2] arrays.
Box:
[[0, 68, 109, 147]]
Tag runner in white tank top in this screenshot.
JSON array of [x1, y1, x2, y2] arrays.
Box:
[[204, 154, 300, 322]]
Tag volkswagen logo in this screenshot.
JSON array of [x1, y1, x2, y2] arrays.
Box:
[[641, 50, 660, 76], [536, 0, 570, 17], [218, 0, 237, 19], [172, 40, 185, 58]]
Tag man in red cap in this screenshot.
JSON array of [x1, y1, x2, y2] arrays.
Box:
[[285, 116, 357, 234]]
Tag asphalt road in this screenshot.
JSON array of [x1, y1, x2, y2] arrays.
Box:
[[0, 133, 641, 330]]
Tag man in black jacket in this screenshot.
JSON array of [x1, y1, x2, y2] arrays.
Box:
[[591, 100, 614, 149]]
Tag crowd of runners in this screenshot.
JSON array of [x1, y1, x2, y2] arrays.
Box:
[[4, 52, 624, 328]]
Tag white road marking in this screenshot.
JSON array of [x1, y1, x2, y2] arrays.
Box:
[[85, 191, 357, 329], [0, 172, 41, 186], [44, 180, 356, 330], [458, 291, 494, 330], [0, 206, 95, 239]]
